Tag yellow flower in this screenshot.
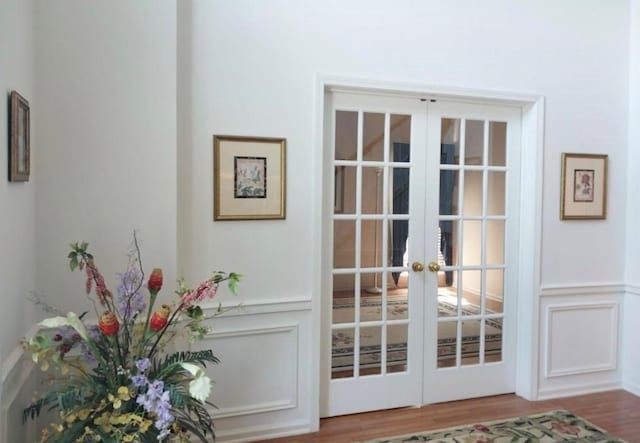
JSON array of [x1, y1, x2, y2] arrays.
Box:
[[117, 386, 132, 401]]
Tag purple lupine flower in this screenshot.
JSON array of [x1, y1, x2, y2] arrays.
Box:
[[131, 374, 147, 388], [116, 268, 146, 320], [136, 357, 151, 373], [136, 378, 174, 439]]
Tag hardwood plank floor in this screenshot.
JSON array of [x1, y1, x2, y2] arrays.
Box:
[[252, 390, 639, 443]]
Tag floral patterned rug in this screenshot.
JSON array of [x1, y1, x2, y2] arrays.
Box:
[[358, 410, 625, 442]]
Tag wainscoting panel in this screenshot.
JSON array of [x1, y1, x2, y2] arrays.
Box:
[[191, 299, 314, 442], [545, 303, 618, 378], [538, 286, 623, 400], [622, 286, 640, 396], [1, 344, 38, 443]]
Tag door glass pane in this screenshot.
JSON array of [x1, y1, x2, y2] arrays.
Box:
[[332, 327, 355, 379], [333, 220, 355, 268], [486, 269, 504, 314], [335, 111, 357, 161], [390, 114, 411, 163], [437, 320, 457, 368], [361, 272, 383, 302], [335, 166, 356, 214], [333, 274, 355, 324], [461, 270, 481, 315], [486, 220, 505, 265], [390, 220, 409, 270], [391, 167, 410, 214], [487, 171, 505, 216], [464, 120, 484, 166], [438, 270, 458, 318], [439, 220, 458, 267], [461, 320, 481, 365], [363, 113, 384, 162], [387, 324, 408, 373], [362, 167, 384, 214], [441, 119, 460, 164], [462, 220, 482, 266], [488, 121, 507, 166], [388, 288, 408, 320], [463, 170, 483, 216], [360, 326, 382, 375], [485, 318, 503, 363], [439, 170, 459, 215], [361, 220, 382, 270], [361, 276, 382, 322]]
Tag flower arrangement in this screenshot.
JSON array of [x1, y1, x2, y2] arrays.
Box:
[[22, 238, 240, 442]]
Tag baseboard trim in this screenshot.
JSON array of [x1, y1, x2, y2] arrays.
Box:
[[537, 381, 622, 400], [623, 381, 640, 397], [214, 419, 311, 443]]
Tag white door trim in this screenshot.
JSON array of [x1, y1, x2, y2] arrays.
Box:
[[311, 75, 545, 427]]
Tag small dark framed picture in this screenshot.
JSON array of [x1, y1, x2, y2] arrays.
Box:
[[560, 153, 608, 220], [213, 135, 286, 220], [9, 90, 30, 182]]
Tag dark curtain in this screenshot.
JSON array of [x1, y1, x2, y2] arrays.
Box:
[[439, 143, 455, 285], [391, 143, 410, 285]]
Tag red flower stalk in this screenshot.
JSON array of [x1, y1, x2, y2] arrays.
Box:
[[149, 304, 171, 332], [148, 268, 163, 294], [98, 311, 119, 336]]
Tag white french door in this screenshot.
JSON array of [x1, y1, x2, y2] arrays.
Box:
[[323, 91, 521, 417]]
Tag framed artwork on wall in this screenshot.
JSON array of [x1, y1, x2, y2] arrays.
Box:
[[560, 153, 608, 220], [9, 90, 30, 182], [213, 135, 286, 220]]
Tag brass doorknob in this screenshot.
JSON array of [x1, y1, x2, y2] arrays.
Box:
[[411, 262, 425, 272], [428, 262, 441, 272]]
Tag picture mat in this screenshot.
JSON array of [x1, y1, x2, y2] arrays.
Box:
[[216, 140, 283, 218], [562, 155, 606, 219]]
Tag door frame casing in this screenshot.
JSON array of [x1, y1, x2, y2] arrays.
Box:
[[311, 76, 545, 424]]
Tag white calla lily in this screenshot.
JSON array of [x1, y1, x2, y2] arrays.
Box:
[[181, 362, 212, 402], [39, 312, 89, 341]]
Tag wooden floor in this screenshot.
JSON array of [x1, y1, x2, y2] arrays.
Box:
[[252, 390, 640, 443]]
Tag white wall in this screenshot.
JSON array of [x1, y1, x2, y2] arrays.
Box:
[[3, 1, 635, 441], [623, 0, 640, 395], [33, 0, 178, 313], [183, 0, 629, 298], [179, 1, 629, 438], [0, 1, 38, 440]]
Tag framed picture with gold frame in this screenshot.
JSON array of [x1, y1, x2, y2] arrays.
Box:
[[213, 135, 286, 220], [560, 153, 608, 220], [9, 90, 30, 182]]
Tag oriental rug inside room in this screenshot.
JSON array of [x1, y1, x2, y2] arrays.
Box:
[[332, 293, 502, 374], [357, 409, 626, 443]]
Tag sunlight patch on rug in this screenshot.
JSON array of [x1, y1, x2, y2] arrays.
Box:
[[357, 410, 626, 443]]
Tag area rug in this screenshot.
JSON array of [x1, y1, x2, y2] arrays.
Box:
[[332, 294, 502, 372], [357, 410, 626, 442]]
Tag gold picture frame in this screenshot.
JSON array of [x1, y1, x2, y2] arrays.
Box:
[[9, 90, 30, 182], [560, 153, 608, 220], [213, 135, 286, 220]]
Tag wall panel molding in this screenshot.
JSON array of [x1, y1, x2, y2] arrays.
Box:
[[204, 297, 312, 317], [626, 284, 640, 296], [204, 323, 300, 421], [540, 283, 626, 297], [544, 302, 618, 379]]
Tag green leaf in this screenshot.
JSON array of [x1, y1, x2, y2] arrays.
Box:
[[69, 256, 79, 271]]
